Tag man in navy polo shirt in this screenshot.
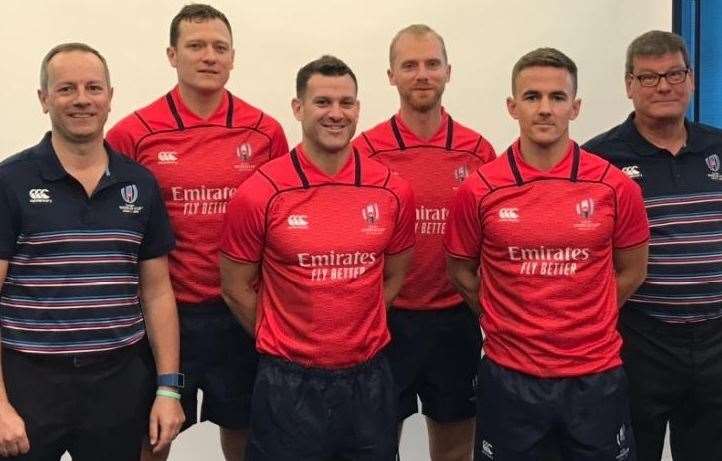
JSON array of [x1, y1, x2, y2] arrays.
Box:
[[584, 30, 722, 461], [0, 43, 184, 460]]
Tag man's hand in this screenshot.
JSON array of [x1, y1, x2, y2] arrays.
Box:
[[0, 401, 29, 457], [147, 394, 185, 454]]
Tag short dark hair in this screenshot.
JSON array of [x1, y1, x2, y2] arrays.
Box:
[[295, 55, 358, 98], [626, 30, 690, 74], [389, 24, 447, 66], [170, 4, 232, 46], [511, 47, 578, 95], [40, 42, 110, 91]]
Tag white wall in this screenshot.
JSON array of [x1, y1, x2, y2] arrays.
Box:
[[0, 1, 671, 459]]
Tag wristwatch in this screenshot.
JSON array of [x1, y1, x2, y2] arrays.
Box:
[[157, 373, 185, 389]]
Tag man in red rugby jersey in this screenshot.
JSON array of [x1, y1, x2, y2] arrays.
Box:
[[354, 24, 494, 461], [446, 48, 649, 460]]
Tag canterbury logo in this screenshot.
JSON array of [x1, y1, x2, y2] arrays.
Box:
[[498, 208, 519, 220], [287, 215, 309, 229], [157, 151, 178, 163], [29, 189, 50, 200], [621, 165, 641, 179]]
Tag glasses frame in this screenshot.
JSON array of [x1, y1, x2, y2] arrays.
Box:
[[628, 68, 691, 87]]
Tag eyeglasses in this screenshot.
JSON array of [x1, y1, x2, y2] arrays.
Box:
[[628, 69, 690, 87]]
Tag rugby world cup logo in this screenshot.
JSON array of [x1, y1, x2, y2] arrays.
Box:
[[362, 203, 380, 224], [237, 143, 253, 161], [121, 184, 138, 204], [576, 198, 595, 220], [454, 165, 469, 183], [706, 154, 720, 173]]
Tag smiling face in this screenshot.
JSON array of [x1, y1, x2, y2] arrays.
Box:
[[167, 18, 234, 96], [626, 51, 694, 123], [507, 66, 580, 150], [292, 73, 359, 156], [388, 32, 450, 113], [38, 50, 113, 144]]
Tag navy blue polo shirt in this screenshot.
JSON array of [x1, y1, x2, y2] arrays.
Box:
[[584, 113, 722, 323], [0, 132, 174, 354]]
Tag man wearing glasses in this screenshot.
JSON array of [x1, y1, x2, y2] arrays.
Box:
[[585, 30, 722, 461]]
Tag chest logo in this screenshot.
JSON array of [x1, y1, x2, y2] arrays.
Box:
[[157, 151, 178, 164], [622, 165, 641, 179], [119, 184, 143, 214], [235, 143, 256, 172], [29, 188, 52, 204], [287, 215, 309, 229], [361, 203, 385, 235], [574, 198, 600, 230], [498, 208, 519, 222], [706, 154, 722, 181]]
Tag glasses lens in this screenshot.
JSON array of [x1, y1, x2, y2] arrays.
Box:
[[639, 75, 659, 87], [667, 70, 687, 84]]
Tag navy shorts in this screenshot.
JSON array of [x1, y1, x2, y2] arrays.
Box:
[[475, 358, 636, 461], [246, 353, 397, 461], [387, 303, 481, 422], [178, 299, 258, 431], [3, 341, 154, 461]]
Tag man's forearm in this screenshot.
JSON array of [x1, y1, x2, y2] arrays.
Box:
[[447, 257, 482, 315], [616, 270, 645, 307], [142, 288, 180, 375], [222, 288, 257, 336]]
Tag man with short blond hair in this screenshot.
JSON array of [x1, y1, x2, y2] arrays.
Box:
[[585, 30, 722, 461], [354, 24, 494, 461]]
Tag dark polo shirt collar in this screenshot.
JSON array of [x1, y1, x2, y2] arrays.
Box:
[[621, 112, 701, 156], [34, 131, 134, 189]]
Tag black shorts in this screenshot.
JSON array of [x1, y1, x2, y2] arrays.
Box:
[[177, 300, 258, 431], [475, 358, 636, 461], [387, 303, 481, 422], [246, 353, 397, 461], [2, 341, 154, 461], [620, 307, 722, 461]]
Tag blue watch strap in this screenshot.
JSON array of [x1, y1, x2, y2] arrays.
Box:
[[157, 373, 185, 388]]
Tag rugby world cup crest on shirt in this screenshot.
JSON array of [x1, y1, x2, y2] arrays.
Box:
[[453, 164, 469, 190], [706, 154, 722, 181], [574, 198, 600, 230], [235, 142, 255, 172], [361, 202, 385, 235], [119, 184, 143, 214]]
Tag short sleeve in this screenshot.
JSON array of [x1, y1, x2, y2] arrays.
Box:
[[220, 174, 271, 263], [138, 178, 175, 260], [0, 178, 20, 259], [445, 178, 484, 259], [386, 177, 416, 255], [106, 117, 141, 160], [352, 134, 375, 157], [613, 173, 650, 249], [476, 136, 497, 164], [268, 121, 290, 160]]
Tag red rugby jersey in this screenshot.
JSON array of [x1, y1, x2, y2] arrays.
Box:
[[220, 146, 415, 368], [354, 111, 495, 309], [106, 87, 288, 304], [445, 141, 649, 377]]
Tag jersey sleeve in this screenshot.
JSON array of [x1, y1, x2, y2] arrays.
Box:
[[0, 176, 20, 259], [476, 135, 497, 163], [613, 172, 650, 249], [106, 115, 146, 160], [352, 133, 375, 157], [386, 176, 416, 255], [265, 117, 290, 160], [445, 176, 485, 259], [220, 173, 273, 263], [138, 177, 175, 260]]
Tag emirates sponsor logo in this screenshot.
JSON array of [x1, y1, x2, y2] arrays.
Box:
[[171, 186, 237, 215], [509, 245, 590, 276], [297, 250, 377, 281], [157, 151, 178, 164], [415, 206, 449, 235], [498, 208, 519, 222], [287, 215, 309, 229], [29, 188, 52, 203]]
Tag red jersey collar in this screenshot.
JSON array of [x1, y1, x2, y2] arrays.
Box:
[[506, 139, 581, 185], [164, 86, 233, 129], [290, 144, 362, 188], [390, 108, 453, 150]]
